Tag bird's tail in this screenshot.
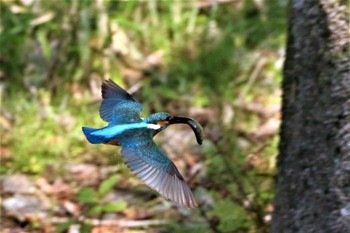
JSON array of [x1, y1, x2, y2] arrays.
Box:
[[82, 127, 106, 144]]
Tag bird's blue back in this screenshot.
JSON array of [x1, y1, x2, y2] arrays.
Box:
[[99, 80, 143, 125], [82, 79, 198, 208]]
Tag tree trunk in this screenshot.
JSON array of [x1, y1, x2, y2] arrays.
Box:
[[271, 0, 350, 233]]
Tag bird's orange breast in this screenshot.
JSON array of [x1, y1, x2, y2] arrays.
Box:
[[157, 121, 169, 127], [105, 138, 120, 146]]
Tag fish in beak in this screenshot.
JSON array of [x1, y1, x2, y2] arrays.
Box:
[[168, 116, 204, 145]]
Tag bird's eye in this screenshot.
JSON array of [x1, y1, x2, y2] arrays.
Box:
[[166, 116, 173, 121]]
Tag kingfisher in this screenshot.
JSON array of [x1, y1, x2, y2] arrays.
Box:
[[82, 79, 203, 208]]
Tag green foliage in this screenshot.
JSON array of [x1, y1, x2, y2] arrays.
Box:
[[86, 199, 128, 216], [76, 174, 127, 216], [55, 220, 78, 233], [98, 174, 121, 196], [77, 187, 99, 204], [75, 177, 128, 216], [72, 175, 127, 230], [210, 200, 252, 232]]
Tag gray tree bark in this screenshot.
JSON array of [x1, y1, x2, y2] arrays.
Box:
[[271, 0, 350, 233]]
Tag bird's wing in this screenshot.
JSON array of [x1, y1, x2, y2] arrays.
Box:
[[99, 79, 143, 124], [120, 133, 197, 208]]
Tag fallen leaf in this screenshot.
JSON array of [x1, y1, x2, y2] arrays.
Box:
[[146, 50, 163, 67], [63, 200, 81, 217], [0, 147, 12, 160], [30, 12, 55, 26], [91, 225, 124, 233], [66, 163, 99, 185], [253, 118, 280, 139], [0, 115, 12, 130], [35, 178, 53, 194], [51, 179, 73, 199]]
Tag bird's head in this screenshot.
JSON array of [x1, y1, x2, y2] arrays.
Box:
[[145, 112, 203, 145]]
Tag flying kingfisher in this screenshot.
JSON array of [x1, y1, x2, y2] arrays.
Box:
[[82, 79, 203, 208]]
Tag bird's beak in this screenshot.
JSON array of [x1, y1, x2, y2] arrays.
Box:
[[169, 117, 204, 145]]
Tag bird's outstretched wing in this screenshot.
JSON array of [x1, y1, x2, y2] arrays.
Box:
[[120, 134, 197, 208], [100, 79, 143, 124]]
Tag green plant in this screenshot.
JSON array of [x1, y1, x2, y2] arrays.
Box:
[[57, 174, 127, 232]]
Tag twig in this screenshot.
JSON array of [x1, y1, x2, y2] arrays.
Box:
[[51, 217, 168, 227]]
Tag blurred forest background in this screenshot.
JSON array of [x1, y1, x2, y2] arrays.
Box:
[[0, 0, 287, 232]]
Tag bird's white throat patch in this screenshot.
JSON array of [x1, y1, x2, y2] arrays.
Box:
[[147, 124, 161, 130]]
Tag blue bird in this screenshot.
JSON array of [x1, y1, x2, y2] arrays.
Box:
[[82, 79, 203, 208]]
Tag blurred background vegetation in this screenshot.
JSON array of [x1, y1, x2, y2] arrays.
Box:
[[0, 0, 286, 232]]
